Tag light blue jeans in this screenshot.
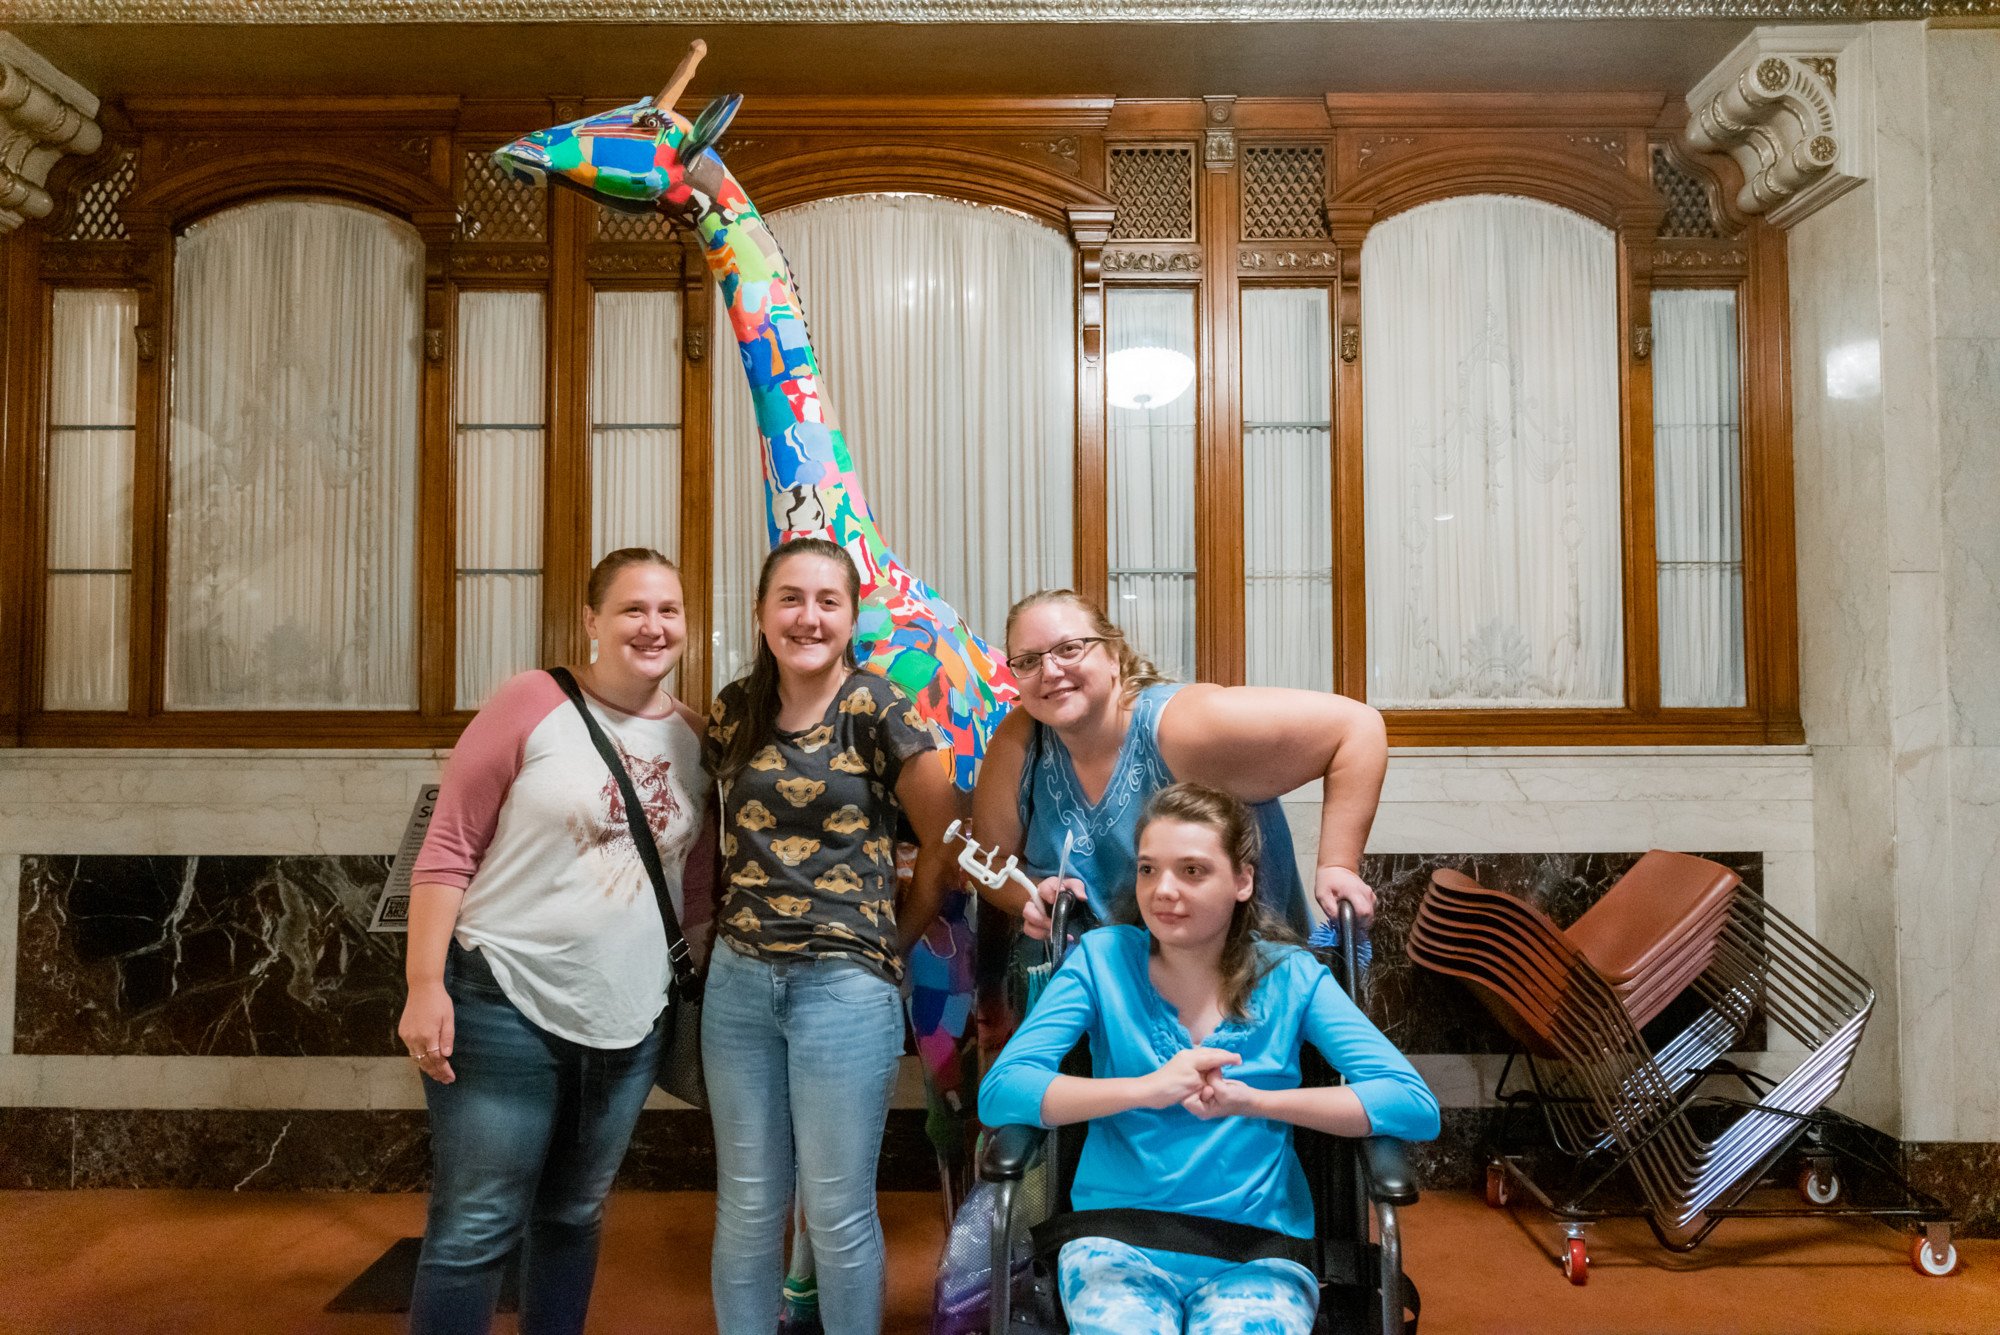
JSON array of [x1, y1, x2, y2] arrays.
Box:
[[702, 940, 905, 1335]]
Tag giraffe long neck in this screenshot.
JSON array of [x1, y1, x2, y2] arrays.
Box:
[[689, 168, 881, 551], [676, 150, 1014, 790]]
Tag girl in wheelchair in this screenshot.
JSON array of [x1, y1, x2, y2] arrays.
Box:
[[979, 783, 1438, 1334]]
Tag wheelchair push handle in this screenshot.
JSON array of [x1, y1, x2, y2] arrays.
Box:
[[1340, 898, 1362, 988], [1048, 884, 1097, 968]]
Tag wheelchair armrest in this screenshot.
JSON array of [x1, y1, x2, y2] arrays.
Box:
[[979, 1123, 1050, 1181], [1361, 1136, 1418, 1207]]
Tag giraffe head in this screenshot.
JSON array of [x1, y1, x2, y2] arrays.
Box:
[[491, 41, 741, 224]]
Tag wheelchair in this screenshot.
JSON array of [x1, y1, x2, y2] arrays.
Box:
[[952, 901, 1421, 1335]]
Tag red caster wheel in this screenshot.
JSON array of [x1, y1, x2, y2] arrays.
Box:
[[1485, 1163, 1511, 1208], [1562, 1236, 1589, 1286], [1911, 1234, 1960, 1277], [1797, 1164, 1841, 1206]]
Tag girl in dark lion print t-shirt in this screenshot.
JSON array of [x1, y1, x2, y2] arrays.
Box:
[[699, 537, 958, 1335]]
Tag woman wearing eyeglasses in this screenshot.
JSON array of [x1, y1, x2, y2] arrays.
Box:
[[969, 589, 1386, 943]]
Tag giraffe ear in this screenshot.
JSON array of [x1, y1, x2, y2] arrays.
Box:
[[684, 94, 742, 159]]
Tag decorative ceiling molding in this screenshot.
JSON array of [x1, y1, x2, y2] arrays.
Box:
[[1682, 24, 1870, 229], [7, 0, 1986, 21], [0, 34, 102, 233]]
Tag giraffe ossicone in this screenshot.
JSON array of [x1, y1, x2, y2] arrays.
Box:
[[495, 56, 1017, 791]]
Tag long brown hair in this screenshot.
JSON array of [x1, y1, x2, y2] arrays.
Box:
[[715, 537, 862, 783], [587, 547, 678, 610], [1137, 782, 1296, 1020], [1003, 588, 1172, 708]]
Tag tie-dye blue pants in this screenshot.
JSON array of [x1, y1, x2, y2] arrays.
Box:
[[1057, 1235, 1319, 1335]]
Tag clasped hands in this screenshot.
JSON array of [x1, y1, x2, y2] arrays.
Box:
[[1146, 1046, 1258, 1121]]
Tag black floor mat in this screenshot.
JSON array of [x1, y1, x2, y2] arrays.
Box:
[[325, 1237, 520, 1314]]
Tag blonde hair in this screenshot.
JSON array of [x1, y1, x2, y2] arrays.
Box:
[[1003, 588, 1172, 707]]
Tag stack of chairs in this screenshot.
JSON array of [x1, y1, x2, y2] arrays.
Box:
[[1408, 850, 1955, 1282]]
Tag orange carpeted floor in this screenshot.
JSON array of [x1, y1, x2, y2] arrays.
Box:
[[0, 1189, 1994, 1334]]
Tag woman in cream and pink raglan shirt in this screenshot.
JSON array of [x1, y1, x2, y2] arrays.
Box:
[[400, 549, 712, 1335]]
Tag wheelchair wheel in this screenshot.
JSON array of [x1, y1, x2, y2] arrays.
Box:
[[1562, 1236, 1588, 1286]]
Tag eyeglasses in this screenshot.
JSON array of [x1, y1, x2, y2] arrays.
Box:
[[1005, 636, 1107, 679]]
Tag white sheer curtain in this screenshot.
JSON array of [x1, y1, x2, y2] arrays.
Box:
[[456, 290, 545, 709], [167, 199, 422, 709], [1107, 289, 1198, 682], [46, 289, 137, 710], [1653, 289, 1745, 707], [712, 194, 1074, 684], [1242, 288, 1332, 693], [592, 290, 682, 561], [1362, 195, 1624, 708]]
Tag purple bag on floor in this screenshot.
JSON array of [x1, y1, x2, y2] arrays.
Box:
[[932, 1181, 1034, 1335]]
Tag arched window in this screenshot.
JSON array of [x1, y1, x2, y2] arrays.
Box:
[[1361, 195, 1624, 709], [165, 198, 424, 709], [709, 193, 1076, 680]]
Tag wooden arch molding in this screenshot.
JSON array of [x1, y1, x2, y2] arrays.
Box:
[[125, 148, 456, 236], [1327, 142, 1666, 260], [729, 142, 1115, 237]]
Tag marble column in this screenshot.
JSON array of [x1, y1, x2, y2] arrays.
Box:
[[1780, 21, 2000, 1144]]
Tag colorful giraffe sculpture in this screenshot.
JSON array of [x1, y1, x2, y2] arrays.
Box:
[[494, 42, 1015, 791]]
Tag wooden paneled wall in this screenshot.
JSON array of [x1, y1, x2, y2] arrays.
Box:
[[0, 90, 1800, 748]]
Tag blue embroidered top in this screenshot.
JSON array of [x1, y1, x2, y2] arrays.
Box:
[[979, 925, 1438, 1240], [1016, 683, 1311, 935]]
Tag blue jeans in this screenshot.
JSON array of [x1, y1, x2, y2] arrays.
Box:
[[702, 941, 905, 1335], [410, 942, 663, 1335]]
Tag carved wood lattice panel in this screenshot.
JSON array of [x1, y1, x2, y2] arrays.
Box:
[[1107, 145, 1196, 242], [1651, 146, 1723, 240], [64, 151, 138, 242], [459, 149, 547, 243], [595, 204, 677, 243], [1241, 145, 1329, 240]]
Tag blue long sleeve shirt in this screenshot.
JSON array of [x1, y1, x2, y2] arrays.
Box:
[[980, 926, 1440, 1240]]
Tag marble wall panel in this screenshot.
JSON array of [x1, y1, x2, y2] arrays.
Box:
[[1949, 746, 2000, 1141], [1808, 744, 1901, 1131], [1926, 29, 2000, 344], [69, 1109, 432, 1191], [1787, 179, 1891, 751], [0, 852, 18, 1051], [1906, 1142, 2000, 1239], [0, 1107, 78, 1188], [15, 855, 404, 1057], [1940, 337, 2000, 749], [1357, 851, 1762, 1056], [0, 752, 443, 856], [1860, 24, 1943, 581]]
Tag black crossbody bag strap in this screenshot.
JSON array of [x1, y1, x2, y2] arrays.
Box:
[[548, 667, 697, 998], [1030, 1207, 1315, 1270]]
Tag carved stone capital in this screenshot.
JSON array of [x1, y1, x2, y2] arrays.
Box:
[[0, 34, 103, 233], [1682, 25, 1868, 229]]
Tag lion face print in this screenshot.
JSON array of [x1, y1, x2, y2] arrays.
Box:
[[822, 804, 869, 835], [769, 835, 822, 866], [775, 775, 827, 808]]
